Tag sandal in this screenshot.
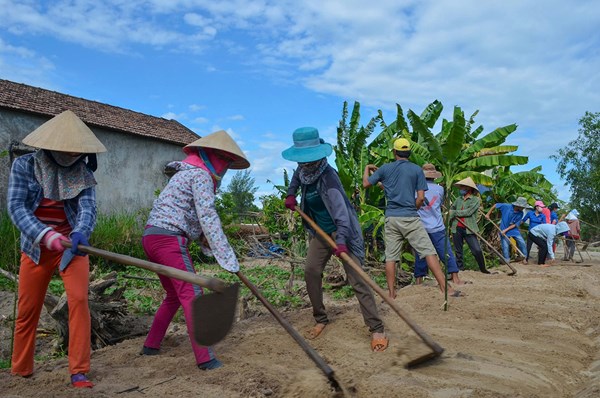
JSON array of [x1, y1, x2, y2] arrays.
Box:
[[71, 373, 94, 388], [371, 335, 389, 352], [198, 358, 223, 370], [306, 323, 327, 340]]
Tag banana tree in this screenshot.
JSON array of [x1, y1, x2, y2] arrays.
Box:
[[334, 101, 381, 201], [484, 166, 557, 206]]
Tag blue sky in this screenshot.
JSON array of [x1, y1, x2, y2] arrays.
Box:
[[1, 0, 599, 204]]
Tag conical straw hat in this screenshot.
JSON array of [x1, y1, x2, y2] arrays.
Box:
[[184, 130, 250, 169], [454, 177, 479, 192], [22, 110, 107, 153]]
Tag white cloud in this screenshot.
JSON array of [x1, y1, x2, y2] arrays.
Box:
[[192, 116, 209, 124], [2, 0, 598, 203], [188, 104, 206, 112], [161, 112, 180, 120]]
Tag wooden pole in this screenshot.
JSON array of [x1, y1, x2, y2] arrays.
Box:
[[295, 208, 444, 367]]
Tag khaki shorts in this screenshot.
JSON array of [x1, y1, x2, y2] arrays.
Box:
[[384, 216, 436, 261]]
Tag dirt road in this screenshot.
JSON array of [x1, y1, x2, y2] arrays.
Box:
[[1, 257, 599, 397]]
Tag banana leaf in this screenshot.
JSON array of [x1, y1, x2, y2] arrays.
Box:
[[440, 106, 465, 162], [419, 100, 443, 129], [408, 110, 442, 161], [462, 154, 528, 171], [460, 124, 517, 158], [475, 145, 519, 157]]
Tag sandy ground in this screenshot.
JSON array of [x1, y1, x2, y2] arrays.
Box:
[[1, 250, 600, 398]]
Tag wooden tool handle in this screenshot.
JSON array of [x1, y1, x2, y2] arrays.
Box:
[[61, 241, 227, 292], [481, 210, 526, 258], [295, 208, 444, 357], [236, 271, 337, 381]]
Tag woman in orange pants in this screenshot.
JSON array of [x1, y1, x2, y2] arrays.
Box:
[[8, 110, 106, 388]]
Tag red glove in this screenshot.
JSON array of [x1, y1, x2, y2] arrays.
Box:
[[42, 230, 68, 252], [284, 195, 297, 211], [333, 244, 348, 257]]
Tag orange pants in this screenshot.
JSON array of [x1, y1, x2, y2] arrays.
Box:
[[11, 250, 91, 376]]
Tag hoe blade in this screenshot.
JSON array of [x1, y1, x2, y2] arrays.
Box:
[[192, 283, 239, 346]]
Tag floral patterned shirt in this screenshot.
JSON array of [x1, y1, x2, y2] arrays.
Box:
[[147, 161, 239, 272]]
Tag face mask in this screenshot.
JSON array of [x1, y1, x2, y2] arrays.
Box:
[[299, 161, 321, 173], [50, 151, 83, 167], [536, 206, 543, 213], [459, 189, 468, 196]]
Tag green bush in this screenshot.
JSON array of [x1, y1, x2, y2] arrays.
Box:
[[0, 212, 20, 289], [90, 210, 148, 272]]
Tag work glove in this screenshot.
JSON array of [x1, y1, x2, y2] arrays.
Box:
[[284, 195, 297, 211], [42, 230, 68, 252], [333, 244, 349, 258], [70, 232, 89, 256]]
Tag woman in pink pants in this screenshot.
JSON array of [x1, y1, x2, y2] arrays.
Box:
[[141, 130, 249, 370]]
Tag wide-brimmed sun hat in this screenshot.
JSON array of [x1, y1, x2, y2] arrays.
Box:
[[455, 177, 479, 192], [184, 130, 250, 169], [422, 163, 442, 179], [512, 197, 532, 209], [281, 127, 332, 163], [556, 221, 569, 235], [22, 110, 107, 153], [569, 209, 580, 217]]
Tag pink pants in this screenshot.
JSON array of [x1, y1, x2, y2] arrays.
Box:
[[142, 232, 214, 364]]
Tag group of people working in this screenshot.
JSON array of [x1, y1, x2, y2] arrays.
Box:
[[7, 112, 581, 388]]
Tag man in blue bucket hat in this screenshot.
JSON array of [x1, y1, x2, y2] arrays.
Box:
[[282, 127, 388, 352]]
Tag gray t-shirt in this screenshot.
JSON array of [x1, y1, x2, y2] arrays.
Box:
[[368, 160, 428, 217]]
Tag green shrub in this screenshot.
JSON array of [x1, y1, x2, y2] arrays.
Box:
[[0, 212, 20, 288], [90, 210, 148, 272]]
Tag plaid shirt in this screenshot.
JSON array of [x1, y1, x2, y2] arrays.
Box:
[[8, 153, 97, 264]]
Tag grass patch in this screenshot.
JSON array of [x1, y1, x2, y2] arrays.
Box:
[[214, 264, 305, 308]]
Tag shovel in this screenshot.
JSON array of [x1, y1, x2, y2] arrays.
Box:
[[61, 241, 238, 346], [295, 208, 444, 367]]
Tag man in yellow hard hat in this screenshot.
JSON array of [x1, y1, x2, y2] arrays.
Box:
[[363, 138, 463, 299]]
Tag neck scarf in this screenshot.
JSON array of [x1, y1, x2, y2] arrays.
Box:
[[33, 150, 97, 200], [298, 158, 328, 185], [183, 149, 230, 192]]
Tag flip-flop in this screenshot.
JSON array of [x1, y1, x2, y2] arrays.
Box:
[[371, 336, 389, 352], [305, 323, 327, 340]]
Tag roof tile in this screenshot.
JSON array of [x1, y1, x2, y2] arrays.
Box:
[[0, 79, 199, 145]]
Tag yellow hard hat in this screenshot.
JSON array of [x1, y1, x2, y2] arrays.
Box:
[[393, 138, 411, 151]]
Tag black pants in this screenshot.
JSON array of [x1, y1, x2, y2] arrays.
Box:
[[453, 227, 487, 272], [526, 234, 534, 261], [527, 232, 548, 264]]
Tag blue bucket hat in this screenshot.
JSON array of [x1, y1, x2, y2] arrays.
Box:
[[281, 127, 333, 163]]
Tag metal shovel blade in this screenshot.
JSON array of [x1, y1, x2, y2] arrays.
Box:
[[192, 282, 239, 346]]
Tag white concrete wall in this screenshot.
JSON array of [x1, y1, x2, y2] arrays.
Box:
[[1, 109, 187, 214]]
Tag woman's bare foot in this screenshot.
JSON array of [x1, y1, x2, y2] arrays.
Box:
[[306, 323, 327, 339]]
